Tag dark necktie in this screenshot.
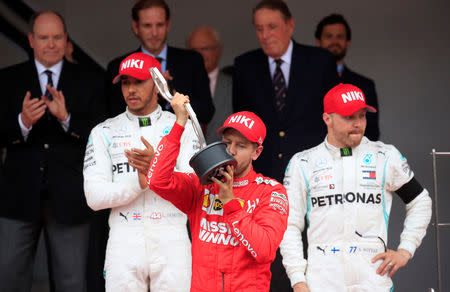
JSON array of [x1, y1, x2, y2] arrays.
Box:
[[44, 70, 54, 100], [273, 59, 287, 112], [155, 57, 163, 65]]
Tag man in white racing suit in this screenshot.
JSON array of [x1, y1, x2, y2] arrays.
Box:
[[280, 83, 432, 292], [83, 53, 199, 291]]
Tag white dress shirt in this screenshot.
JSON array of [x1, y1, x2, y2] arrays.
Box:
[[208, 67, 219, 97], [19, 59, 70, 140], [268, 40, 293, 87]]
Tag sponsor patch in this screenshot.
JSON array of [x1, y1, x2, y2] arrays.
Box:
[[255, 177, 278, 186], [201, 192, 223, 215], [149, 212, 162, 220], [163, 126, 171, 136], [112, 141, 132, 148], [138, 117, 151, 127], [203, 195, 211, 208], [402, 162, 412, 176], [119, 212, 129, 221], [213, 199, 223, 211], [233, 180, 249, 187], [340, 148, 352, 157], [232, 221, 258, 258], [237, 199, 245, 208], [270, 191, 288, 215], [270, 203, 287, 215], [316, 157, 328, 167], [311, 192, 381, 207], [246, 199, 260, 214], [362, 170, 376, 180], [83, 142, 96, 170], [112, 162, 137, 174], [363, 154, 373, 165], [314, 174, 333, 183], [199, 218, 238, 246], [270, 192, 288, 206], [132, 212, 142, 220]]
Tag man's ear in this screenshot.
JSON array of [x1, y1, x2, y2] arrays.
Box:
[[252, 145, 263, 161], [323, 112, 332, 126], [28, 33, 34, 49], [315, 38, 321, 47], [345, 40, 351, 50], [132, 20, 139, 36]]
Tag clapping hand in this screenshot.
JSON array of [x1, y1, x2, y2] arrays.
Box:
[[125, 136, 155, 189]]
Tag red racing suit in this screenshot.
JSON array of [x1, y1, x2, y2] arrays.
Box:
[[147, 123, 288, 292]]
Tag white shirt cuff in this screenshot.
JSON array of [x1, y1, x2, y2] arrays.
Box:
[[18, 113, 32, 140], [60, 113, 71, 132]]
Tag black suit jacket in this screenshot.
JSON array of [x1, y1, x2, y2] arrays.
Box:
[[233, 41, 339, 182], [0, 60, 105, 224], [105, 46, 214, 123], [341, 65, 380, 141]]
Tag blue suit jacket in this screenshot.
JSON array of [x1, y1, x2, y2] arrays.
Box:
[[233, 41, 339, 182]]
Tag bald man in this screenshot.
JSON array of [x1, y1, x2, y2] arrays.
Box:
[[187, 26, 233, 143]]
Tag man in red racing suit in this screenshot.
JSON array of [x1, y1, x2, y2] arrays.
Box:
[[147, 94, 288, 292]]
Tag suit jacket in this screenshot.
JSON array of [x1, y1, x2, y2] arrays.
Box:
[[106, 46, 214, 124], [341, 65, 380, 141], [205, 68, 233, 143], [0, 59, 106, 224], [233, 41, 339, 183]]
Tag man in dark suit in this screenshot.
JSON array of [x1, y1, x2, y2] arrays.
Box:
[[106, 0, 214, 127], [0, 11, 105, 292], [233, 1, 338, 291], [315, 14, 380, 141]]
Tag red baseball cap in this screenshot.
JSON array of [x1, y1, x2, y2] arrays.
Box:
[[324, 83, 377, 116], [217, 111, 266, 146], [112, 52, 161, 84]]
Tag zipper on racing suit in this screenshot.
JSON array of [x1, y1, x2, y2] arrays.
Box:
[[222, 272, 225, 292]]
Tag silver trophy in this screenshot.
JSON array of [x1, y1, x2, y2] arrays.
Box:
[[150, 67, 236, 185]]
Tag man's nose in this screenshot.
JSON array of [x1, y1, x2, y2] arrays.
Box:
[[354, 118, 364, 128], [227, 144, 237, 156], [261, 28, 271, 40], [127, 83, 137, 94], [151, 27, 158, 36]]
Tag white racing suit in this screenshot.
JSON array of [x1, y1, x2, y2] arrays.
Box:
[[83, 106, 199, 292], [280, 137, 432, 292]]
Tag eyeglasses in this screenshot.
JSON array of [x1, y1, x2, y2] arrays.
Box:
[[355, 230, 387, 252]]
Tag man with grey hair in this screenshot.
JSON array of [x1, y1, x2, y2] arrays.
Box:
[[187, 26, 233, 143]]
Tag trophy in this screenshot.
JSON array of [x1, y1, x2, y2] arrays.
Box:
[[149, 67, 237, 185]]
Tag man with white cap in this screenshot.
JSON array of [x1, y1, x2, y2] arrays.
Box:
[[83, 52, 199, 291], [280, 83, 432, 292], [147, 99, 289, 291]]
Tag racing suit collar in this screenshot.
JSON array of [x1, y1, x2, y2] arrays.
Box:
[[324, 135, 370, 157], [125, 105, 163, 125], [233, 167, 257, 188]]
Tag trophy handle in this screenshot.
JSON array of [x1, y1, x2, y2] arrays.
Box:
[[149, 67, 207, 148]]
